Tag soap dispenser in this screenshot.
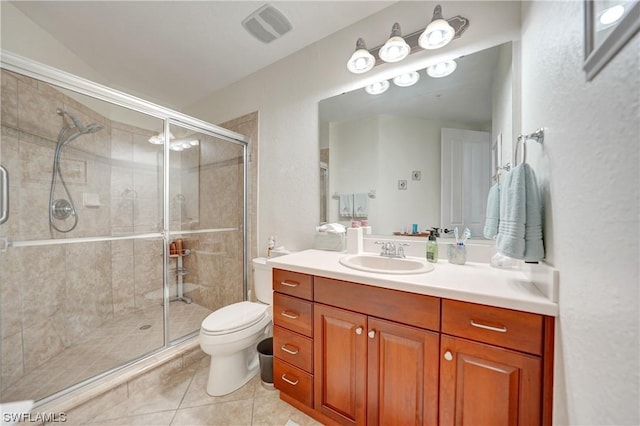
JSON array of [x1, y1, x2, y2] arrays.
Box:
[[426, 228, 439, 263]]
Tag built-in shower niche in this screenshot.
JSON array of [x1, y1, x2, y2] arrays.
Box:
[[0, 67, 247, 405]]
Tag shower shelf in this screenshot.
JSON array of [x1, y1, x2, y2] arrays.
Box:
[[171, 268, 189, 276]]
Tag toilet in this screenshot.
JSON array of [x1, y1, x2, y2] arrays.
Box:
[[199, 257, 273, 396]]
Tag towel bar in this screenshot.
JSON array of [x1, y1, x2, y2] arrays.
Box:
[[515, 128, 544, 166]]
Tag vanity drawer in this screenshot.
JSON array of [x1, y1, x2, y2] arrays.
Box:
[[274, 325, 313, 373], [273, 269, 313, 300], [274, 293, 313, 337], [274, 358, 313, 408], [441, 299, 544, 355], [314, 276, 440, 331]]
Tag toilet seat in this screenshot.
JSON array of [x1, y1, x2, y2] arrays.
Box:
[[201, 301, 269, 336]]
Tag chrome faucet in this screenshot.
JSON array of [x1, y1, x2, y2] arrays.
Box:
[[375, 241, 408, 258]]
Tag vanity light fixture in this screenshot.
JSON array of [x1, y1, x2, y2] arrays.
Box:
[[419, 5, 456, 50], [347, 38, 376, 74], [393, 71, 420, 87], [365, 80, 390, 95], [346, 7, 468, 74], [426, 59, 457, 78], [379, 23, 411, 63]]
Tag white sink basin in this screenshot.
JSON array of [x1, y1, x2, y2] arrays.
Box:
[[339, 254, 434, 275]]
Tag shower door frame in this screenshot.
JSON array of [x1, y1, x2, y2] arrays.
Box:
[[0, 50, 250, 404]]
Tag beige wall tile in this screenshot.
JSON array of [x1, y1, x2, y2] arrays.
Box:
[[1, 71, 18, 128]]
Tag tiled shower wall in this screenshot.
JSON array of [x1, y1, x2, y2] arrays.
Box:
[[0, 70, 248, 397]]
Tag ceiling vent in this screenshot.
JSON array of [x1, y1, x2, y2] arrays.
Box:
[[242, 4, 292, 43]]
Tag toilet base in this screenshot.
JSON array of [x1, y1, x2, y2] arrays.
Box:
[[205, 345, 260, 396]]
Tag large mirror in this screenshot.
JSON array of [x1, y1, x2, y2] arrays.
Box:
[[319, 42, 514, 237]]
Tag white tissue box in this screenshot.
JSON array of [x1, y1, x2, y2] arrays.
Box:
[[313, 232, 345, 251]]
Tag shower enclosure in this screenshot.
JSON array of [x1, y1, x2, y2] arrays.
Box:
[[0, 52, 249, 405]]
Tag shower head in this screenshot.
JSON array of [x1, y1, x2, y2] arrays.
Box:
[[57, 108, 85, 131], [56, 108, 103, 146], [85, 123, 104, 134]]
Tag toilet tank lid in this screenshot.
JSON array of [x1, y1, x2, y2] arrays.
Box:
[[201, 301, 268, 333]]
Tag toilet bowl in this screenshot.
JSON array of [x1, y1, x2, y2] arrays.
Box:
[[199, 257, 273, 396]]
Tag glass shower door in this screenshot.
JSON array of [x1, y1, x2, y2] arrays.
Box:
[[0, 70, 166, 403], [166, 121, 247, 342]]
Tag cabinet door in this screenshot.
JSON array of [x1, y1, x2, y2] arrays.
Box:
[[314, 304, 367, 425], [367, 317, 439, 426], [440, 335, 542, 426]]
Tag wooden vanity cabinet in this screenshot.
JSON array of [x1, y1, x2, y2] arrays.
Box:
[[314, 277, 440, 426], [272, 269, 315, 409], [439, 299, 554, 426], [272, 269, 555, 426]]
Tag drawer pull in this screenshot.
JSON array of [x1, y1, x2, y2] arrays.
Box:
[[280, 344, 299, 355], [281, 374, 299, 386], [280, 280, 299, 288], [281, 310, 299, 319], [470, 320, 508, 333]]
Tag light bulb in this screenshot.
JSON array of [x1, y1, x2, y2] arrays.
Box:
[[347, 38, 375, 74], [600, 4, 625, 25], [393, 71, 420, 87], [379, 23, 410, 63], [365, 80, 390, 95], [426, 60, 457, 78], [418, 5, 455, 50]]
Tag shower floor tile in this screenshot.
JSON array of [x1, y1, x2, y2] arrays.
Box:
[[1, 301, 211, 403]]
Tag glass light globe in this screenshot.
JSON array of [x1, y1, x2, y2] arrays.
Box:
[[393, 71, 420, 87], [426, 60, 457, 78], [419, 19, 455, 50], [365, 80, 390, 95]]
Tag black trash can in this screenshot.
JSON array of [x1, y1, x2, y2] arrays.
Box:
[[257, 337, 273, 385]]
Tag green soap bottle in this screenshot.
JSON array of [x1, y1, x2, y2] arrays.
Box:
[[426, 228, 438, 263]]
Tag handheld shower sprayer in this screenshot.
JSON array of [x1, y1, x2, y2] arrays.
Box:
[[49, 108, 104, 233]]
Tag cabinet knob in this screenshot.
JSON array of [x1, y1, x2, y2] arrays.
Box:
[[368, 330, 376, 339], [444, 351, 453, 361], [355, 327, 363, 335]]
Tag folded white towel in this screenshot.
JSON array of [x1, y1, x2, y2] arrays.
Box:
[[496, 163, 544, 261], [483, 183, 501, 239], [353, 193, 369, 218], [339, 194, 352, 218]]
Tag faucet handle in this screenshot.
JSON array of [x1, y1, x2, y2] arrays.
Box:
[[397, 246, 406, 258]]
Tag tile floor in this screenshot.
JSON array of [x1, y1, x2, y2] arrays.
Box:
[[3, 302, 211, 403], [68, 355, 322, 426]]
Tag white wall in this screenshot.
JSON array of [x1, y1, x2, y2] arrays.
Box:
[[520, 1, 639, 424], [0, 2, 107, 87]]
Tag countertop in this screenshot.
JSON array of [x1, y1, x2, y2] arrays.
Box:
[[266, 249, 558, 316]]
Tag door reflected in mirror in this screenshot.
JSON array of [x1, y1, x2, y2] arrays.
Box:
[[319, 42, 515, 236]]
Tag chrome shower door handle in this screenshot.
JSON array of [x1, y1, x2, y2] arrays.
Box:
[[0, 165, 8, 225]]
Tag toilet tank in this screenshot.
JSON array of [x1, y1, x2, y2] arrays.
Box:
[[252, 257, 273, 305]]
